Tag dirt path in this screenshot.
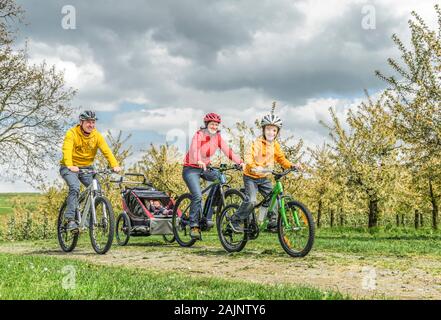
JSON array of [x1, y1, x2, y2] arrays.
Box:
[[1, 241, 440, 299]]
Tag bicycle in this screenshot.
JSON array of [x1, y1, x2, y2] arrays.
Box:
[[57, 168, 117, 254], [217, 167, 315, 257], [172, 164, 245, 247]]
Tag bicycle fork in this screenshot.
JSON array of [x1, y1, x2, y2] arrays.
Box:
[[275, 186, 301, 230]]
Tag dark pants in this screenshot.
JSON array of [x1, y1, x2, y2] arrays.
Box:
[[60, 166, 94, 220], [234, 175, 273, 220], [182, 166, 219, 228]]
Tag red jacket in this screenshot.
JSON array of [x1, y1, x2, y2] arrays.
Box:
[[184, 129, 242, 168]]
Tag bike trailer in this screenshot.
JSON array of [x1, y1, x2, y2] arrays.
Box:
[[122, 186, 174, 235]]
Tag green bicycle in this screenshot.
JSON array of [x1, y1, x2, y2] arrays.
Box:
[[217, 167, 315, 257]]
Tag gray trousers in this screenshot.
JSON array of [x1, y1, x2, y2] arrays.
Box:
[[60, 166, 94, 220], [182, 166, 219, 228], [234, 175, 273, 220]]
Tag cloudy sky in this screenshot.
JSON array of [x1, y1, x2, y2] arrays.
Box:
[[1, 0, 439, 192]]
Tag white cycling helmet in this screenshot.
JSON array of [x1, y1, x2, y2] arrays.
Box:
[[260, 113, 283, 129]]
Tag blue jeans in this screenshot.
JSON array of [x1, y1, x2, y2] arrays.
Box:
[[234, 175, 273, 220], [60, 166, 94, 220], [182, 166, 219, 228]]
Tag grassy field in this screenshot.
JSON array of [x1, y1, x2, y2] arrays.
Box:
[[0, 252, 347, 300], [0, 226, 440, 299], [0, 193, 440, 299], [0, 193, 41, 216]]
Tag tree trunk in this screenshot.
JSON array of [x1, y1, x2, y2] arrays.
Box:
[[396, 214, 400, 227], [401, 214, 405, 227], [368, 199, 378, 228], [420, 213, 424, 227], [429, 178, 438, 230], [414, 209, 419, 229], [338, 208, 344, 226], [330, 209, 334, 228], [317, 199, 322, 228]]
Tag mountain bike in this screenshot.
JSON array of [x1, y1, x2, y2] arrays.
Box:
[[172, 164, 244, 247], [217, 167, 315, 257], [57, 168, 116, 254]]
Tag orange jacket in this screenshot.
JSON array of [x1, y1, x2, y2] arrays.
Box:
[[244, 137, 292, 179]]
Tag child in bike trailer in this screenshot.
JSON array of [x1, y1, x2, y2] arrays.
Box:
[[149, 200, 173, 216], [60, 110, 122, 232], [183, 113, 245, 240], [230, 107, 301, 233]]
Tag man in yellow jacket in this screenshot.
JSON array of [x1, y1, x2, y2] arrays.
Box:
[[60, 110, 121, 231]]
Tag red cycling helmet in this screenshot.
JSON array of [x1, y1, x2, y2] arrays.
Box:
[[204, 113, 221, 124]]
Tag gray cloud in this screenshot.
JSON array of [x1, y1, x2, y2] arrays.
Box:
[[182, 2, 409, 105], [14, 0, 438, 127], [15, 0, 436, 109]]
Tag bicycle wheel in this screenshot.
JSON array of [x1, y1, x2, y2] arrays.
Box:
[[172, 193, 196, 247], [278, 200, 315, 257], [162, 234, 175, 243], [57, 201, 79, 252], [115, 212, 131, 246], [89, 196, 115, 254], [214, 188, 245, 225], [217, 204, 247, 253], [224, 188, 245, 206]]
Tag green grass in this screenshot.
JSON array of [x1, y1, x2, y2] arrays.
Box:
[[145, 226, 441, 259], [0, 253, 347, 300], [0, 225, 438, 300], [312, 227, 441, 257], [0, 193, 41, 216]]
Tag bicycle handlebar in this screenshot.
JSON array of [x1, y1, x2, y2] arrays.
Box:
[[251, 167, 299, 178], [109, 173, 153, 187], [78, 168, 115, 175], [207, 164, 242, 172]]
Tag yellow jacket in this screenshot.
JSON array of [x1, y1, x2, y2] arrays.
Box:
[[244, 137, 292, 179], [60, 125, 119, 168]]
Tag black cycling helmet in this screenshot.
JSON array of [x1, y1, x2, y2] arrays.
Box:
[[79, 110, 98, 121]]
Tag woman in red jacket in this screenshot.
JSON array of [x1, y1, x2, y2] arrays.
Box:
[[183, 113, 245, 240]]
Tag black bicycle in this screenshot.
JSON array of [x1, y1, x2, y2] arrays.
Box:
[[172, 164, 244, 247]]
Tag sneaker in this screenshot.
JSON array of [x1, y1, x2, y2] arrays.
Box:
[[66, 220, 79, 233], [190, 227, 201, 240], [206, 219, 215, 229]]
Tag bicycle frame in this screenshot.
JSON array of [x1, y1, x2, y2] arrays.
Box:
[[200, 171, 227, 219], [178, 167, 237, 222], [76, 176, 104, 231], [252, 177, 300, 230]]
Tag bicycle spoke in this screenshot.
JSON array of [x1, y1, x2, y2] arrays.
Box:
[[173, 195, 195, 247], [278, 202, 314, 257], [90, 196, 114, 254]]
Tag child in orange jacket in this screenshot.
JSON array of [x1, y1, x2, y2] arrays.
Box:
[[231, 108, 301, 232]]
